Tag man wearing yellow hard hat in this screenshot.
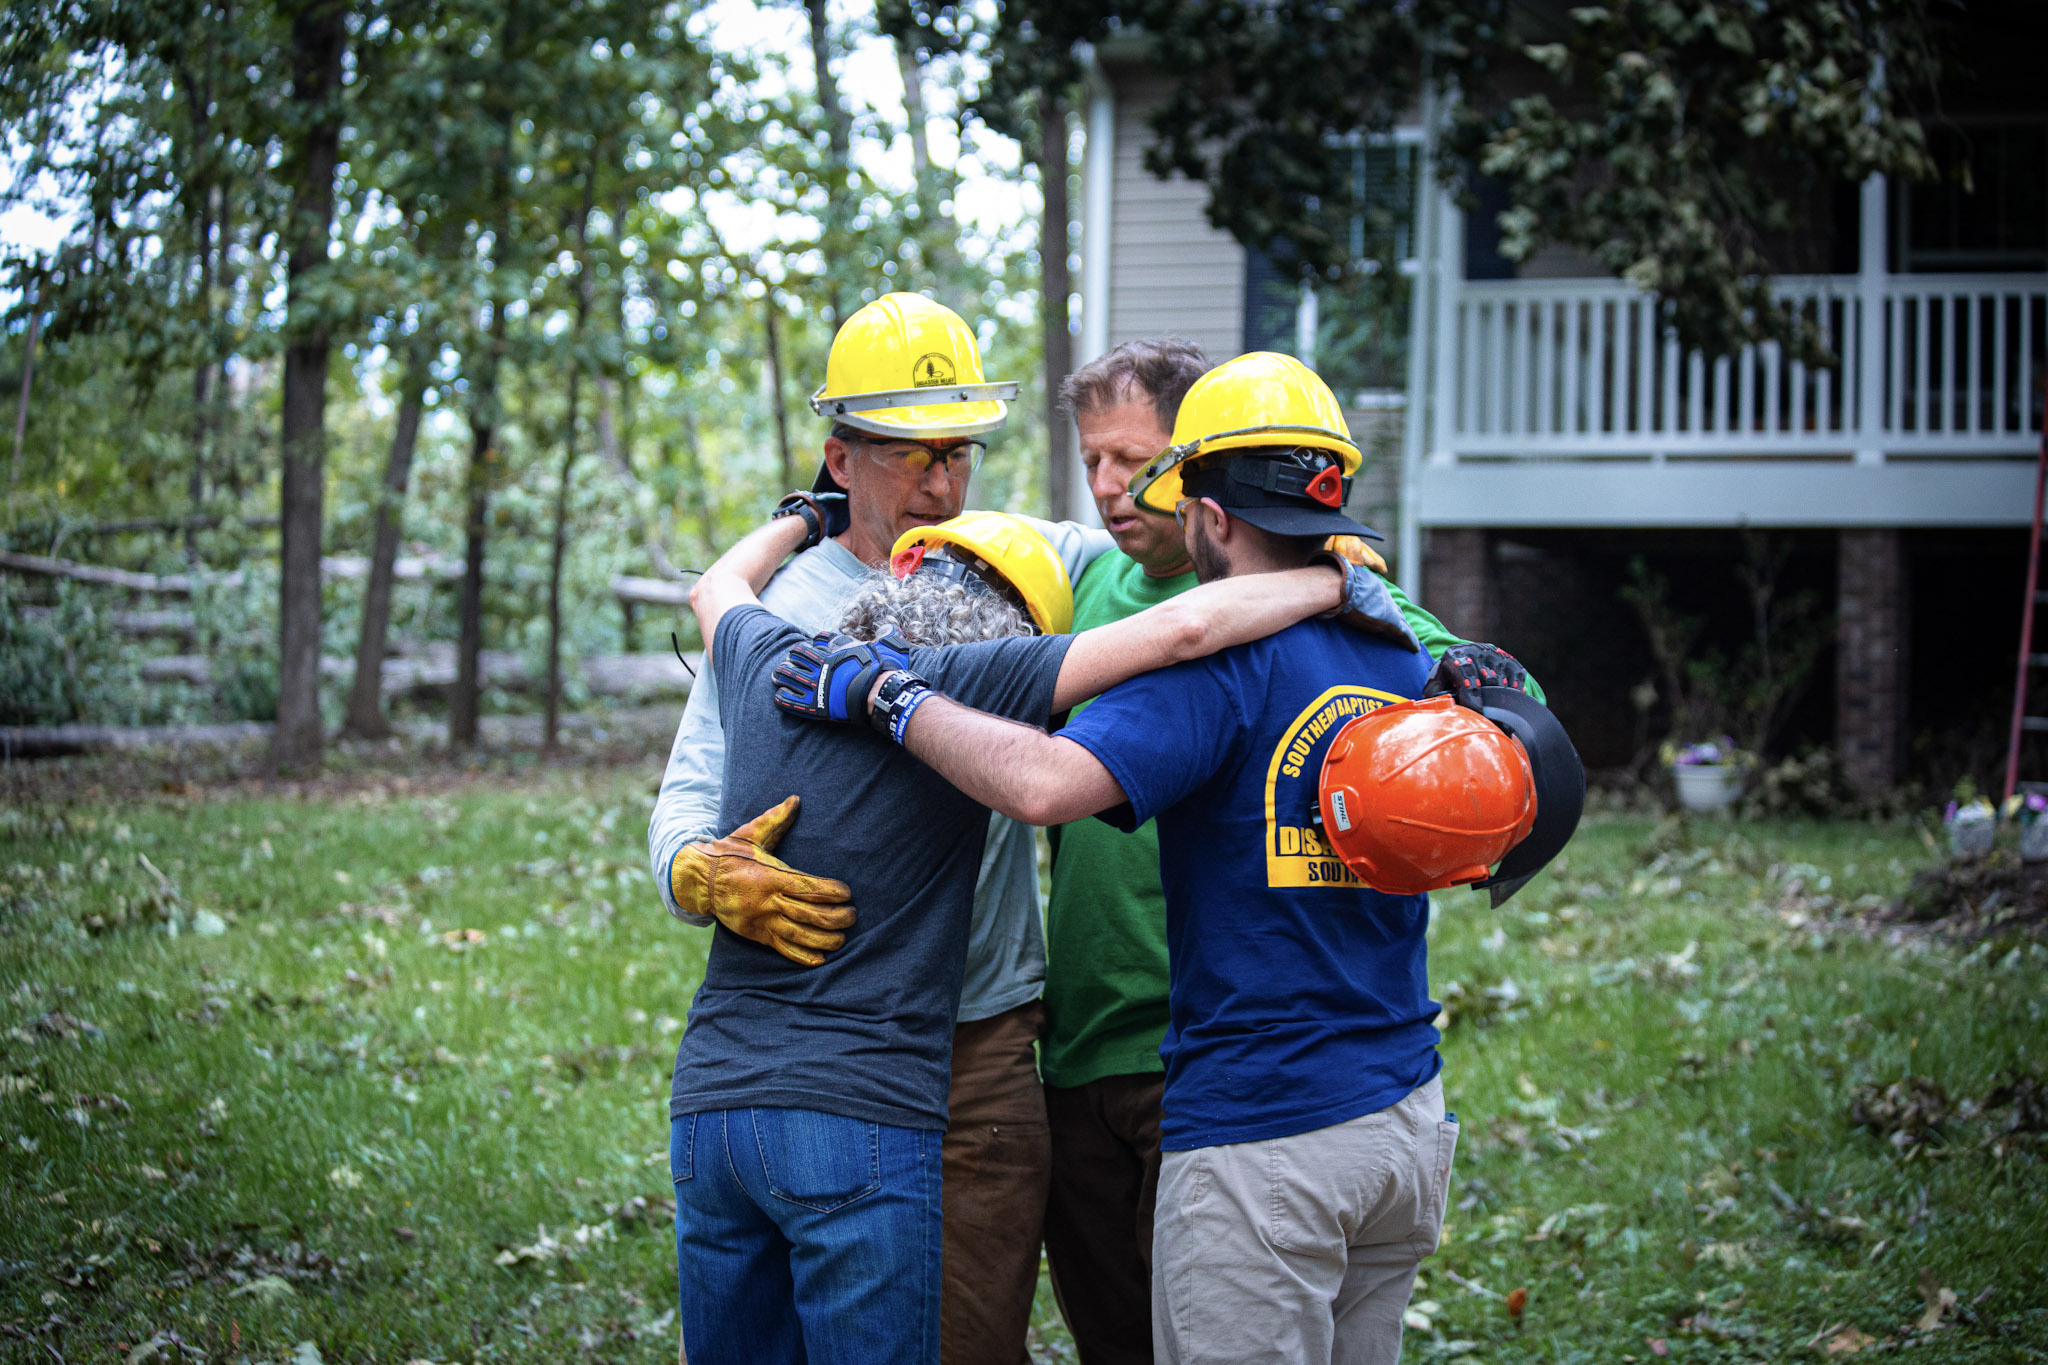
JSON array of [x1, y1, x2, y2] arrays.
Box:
[[1041, 339, 1541, 1364], [769, 352, 1506, 1365], [662, 448, 1408, 1360], [650, 292, 1090, 1360]]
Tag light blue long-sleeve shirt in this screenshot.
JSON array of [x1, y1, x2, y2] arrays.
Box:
[[648, 518, 1114, 1023]]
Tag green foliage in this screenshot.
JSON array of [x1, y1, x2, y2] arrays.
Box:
[[1621, 536, 1829, 758], [0, 580, 158, 728], [2, 0, 1062, 731], [1448, 0, 1936, 362]]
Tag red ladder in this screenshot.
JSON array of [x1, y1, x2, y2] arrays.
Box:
[[2004, 394, 2048, 802]]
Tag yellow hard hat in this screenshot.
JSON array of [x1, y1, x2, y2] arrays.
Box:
[[1128, 351, 1362, 517], [810, 292, 1019, 440], [889, 511, 1074, 636]]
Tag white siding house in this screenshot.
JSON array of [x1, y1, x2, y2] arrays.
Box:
[[1077, 40, 2047, 786]]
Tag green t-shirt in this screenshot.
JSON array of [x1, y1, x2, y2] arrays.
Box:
[[1040, 549, 1541, 1088]]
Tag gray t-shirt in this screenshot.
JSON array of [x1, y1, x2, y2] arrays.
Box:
[[668, 604, 1073, 1131]]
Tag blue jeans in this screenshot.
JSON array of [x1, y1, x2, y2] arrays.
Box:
[[671, 1109, 942, 1365]]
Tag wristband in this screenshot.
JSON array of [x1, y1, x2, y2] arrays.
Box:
[[870, 670, 934, 745], [771, 492, 825, 550]]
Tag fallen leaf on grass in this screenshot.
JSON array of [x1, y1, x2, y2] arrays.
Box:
[[1915, 1268, 1956, 1332], [192, 909, 228, 938], [13, 1011, 104, 1046], [1809, 1324, 1875, 1355], [1848, 1077, 1951, 1149], [1646, 1338, 1669, 1357], [327, 1164, 364, 1190], [1507, 1286, 1527, 1325], [495, 1221, 616, 1267], [229, 1273, 295, 1303]]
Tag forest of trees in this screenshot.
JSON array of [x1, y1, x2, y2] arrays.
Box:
[[1, 0, 1942, 771], [2, 0, 1070, 769]]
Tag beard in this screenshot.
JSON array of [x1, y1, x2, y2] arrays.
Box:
[[1187, 513, 1229, 583]]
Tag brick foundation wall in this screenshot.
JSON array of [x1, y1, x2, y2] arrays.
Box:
[[1422, 528, 1492, 641], [1837, 529, 1907, 788]]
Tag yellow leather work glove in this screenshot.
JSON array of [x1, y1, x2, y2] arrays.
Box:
[[1321, 534, 1389, 576], [668, 795, 855, 967]]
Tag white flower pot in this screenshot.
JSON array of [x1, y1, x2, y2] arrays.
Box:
[[1947, 819, 1994, 858], [1673, 763, 1743, 812]]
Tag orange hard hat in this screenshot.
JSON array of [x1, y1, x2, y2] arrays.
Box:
[[1317, 694, 1539, 896]]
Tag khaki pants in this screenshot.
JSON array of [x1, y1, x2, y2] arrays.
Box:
[[1152, 1077, 1458, 1365], [1042, 1073, 1165, 1365], [941, 1001, 1051, 1365]]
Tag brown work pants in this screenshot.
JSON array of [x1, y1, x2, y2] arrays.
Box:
[[1042, 1072, 1166, 1365], [942, 1001, 1051, 1365]]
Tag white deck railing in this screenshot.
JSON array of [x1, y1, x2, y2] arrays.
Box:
[[1446, 273, 2047, 458]]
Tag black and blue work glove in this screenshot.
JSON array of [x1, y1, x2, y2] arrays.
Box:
[[772, 630, 913, 728], [1425, 643, 1529, 710], [1311, 553, 1421, 653], [771, 491, 851, 550]]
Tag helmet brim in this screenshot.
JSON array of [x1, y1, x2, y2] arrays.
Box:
[[1471, 685, 1585, 907], [832, 400, 1009, 441], [1225, 502, 1385, 541]]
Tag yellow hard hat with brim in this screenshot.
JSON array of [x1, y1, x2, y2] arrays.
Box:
[[889, 511, 1074, 636], [1128, 351, 1362, 517], [811, 293, 1019, 441]]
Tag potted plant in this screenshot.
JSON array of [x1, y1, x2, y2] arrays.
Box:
[[2002, 792, 2048, 862], [1665, 736, 1751, 812], [1944, 798, 1997, 857]]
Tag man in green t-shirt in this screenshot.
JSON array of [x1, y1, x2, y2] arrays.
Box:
[[1042, 339, 1541, 1363]]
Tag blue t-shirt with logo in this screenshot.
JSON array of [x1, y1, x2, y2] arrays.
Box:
[[1058, 617, 1440, 1152]]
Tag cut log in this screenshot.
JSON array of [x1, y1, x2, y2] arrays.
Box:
[[581, 651, 700, 697], [611, 574, 691, 608], [18, 607, 197, 637], [1, 550, 459, 595], [140, 656, 215, 686], [1, 721, 272, 759]]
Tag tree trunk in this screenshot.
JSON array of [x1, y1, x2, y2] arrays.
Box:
[[545, 189, 596, 754], [894, 35, 957, 285], [1038, 88, 1075, 522], [341, 342, 431, 739], [269, 0, 347, 775], [544, 368, 581, 753], [763, 289, 793, 488], [804, 0, 852, 324], [10, 284, 41, 490], [449, 299, 506, 748]]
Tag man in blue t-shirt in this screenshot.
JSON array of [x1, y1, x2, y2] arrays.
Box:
[[773, 353, 1459, 1365]]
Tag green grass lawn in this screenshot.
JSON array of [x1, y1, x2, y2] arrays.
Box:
[[1, 764, 2043, 1364]]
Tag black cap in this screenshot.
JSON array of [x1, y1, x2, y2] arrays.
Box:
[[1180, 449, 1384, 541]]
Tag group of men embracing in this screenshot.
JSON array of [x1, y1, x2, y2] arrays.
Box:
[[646, 292, 1568, 1365]]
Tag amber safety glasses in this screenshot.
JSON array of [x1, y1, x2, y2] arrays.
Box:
[[861, 438, 987, 477]]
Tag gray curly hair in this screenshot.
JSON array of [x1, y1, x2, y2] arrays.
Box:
[[838, 571, 1032, 647]]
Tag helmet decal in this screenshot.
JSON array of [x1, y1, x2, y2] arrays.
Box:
[[912, 352, 957, 388]]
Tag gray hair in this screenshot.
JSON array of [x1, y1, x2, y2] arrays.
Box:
[[1058, 337, 1211, 430], [837, 572, 1032, 647]]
